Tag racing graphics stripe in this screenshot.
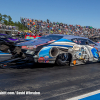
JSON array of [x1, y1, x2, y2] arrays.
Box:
[[55, 38, 73, 42], [48, 45, 73, 48], [51, 42, 76, 46]]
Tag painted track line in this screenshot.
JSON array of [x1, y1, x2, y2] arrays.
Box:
[[67, 90, 100, 100]]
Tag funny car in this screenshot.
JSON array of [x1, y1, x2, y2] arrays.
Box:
[[0, 33, 26, 53], [4, 34, 98, 67]]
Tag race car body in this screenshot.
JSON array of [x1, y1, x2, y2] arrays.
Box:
[[0, 33, 25, 43], [0, 33, 25, 53], [13, 34, 100, 66]]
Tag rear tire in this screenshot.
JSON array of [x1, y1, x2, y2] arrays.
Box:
[[56, 53, 72, 66]]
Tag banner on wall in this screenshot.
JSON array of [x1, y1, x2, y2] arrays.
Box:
[[24, 30, 32, 32], [25, 35, 41, 39]]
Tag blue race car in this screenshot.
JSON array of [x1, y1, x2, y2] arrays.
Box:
[[10, 34, 100, 66]]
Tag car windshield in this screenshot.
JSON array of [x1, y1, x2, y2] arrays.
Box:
[[72, 38, 96, 45], [78, 39, 88, 45], [39, 35, 63, 40], [71, 38, 88, 45]]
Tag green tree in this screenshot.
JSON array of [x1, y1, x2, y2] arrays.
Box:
[[0, 13, 2, 22], [8, 15, 12, 23], [3, 20, 8, 25], [0, 13, 28, 31], [2, 14, 8, 24], [2, 14, 7, 20]]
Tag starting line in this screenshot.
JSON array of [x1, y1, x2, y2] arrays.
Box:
[[67, 90, 100, 100]]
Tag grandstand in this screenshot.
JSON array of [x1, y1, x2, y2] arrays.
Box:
[[0, 23, 18, 36], [20, 17, 100, 38]]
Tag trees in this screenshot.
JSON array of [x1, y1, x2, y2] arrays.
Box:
[[2, 14, 8, 25], [0, 13, 28, 31], [0, 13, 2, 22], [2, 14, 7, 20], [8, 15, 12, 22]]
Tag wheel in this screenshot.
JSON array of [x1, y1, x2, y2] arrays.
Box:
[[56, 53, 72, 66]]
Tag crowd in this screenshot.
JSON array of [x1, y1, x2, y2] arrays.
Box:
[[20, 17, 100, 38], [1, 18, 100, 39], [0, 22, 17, 30]]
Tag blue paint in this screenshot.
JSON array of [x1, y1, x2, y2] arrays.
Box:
[[79, 93, 100, 100], [48, 45, 73, 48], [39, 46, 53, 58], [91, 48, 99, 58], [55, 38, 73, 42], [79, 52, 81, 56]]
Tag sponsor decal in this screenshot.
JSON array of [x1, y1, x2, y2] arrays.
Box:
[[33, 45, 37, 48], [44, 56, 49, 63], [44, 60, 49, 63], [27, 46, 34, 49], [22, 46, 36, 49], [44, 56, 49, 60], [22, 46, 27, 49], [38, 57, 44, 63]]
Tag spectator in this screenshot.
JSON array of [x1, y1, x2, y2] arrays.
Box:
[[20, 17, 100, 38]]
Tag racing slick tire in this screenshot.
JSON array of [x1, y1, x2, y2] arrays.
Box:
[[56, 53, 72, 66]]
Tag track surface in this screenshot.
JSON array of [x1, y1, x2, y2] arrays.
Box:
[[0, 55, 100, 100]]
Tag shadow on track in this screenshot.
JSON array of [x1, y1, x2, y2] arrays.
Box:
[[0, 62, 73, 69], [0, 62, 57, 69], [0, 60, 99, 69]]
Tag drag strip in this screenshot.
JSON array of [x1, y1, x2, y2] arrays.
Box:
[[0, 56, 100, 100], [0, 55, 12, 62]]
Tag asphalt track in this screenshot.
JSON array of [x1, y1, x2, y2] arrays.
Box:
[[0, 55, 100, 100]]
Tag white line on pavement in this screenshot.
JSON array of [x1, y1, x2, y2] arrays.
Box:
[[67, 90, 100, 100]]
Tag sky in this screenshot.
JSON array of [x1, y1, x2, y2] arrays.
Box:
[[0, 0, 100, 28]]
